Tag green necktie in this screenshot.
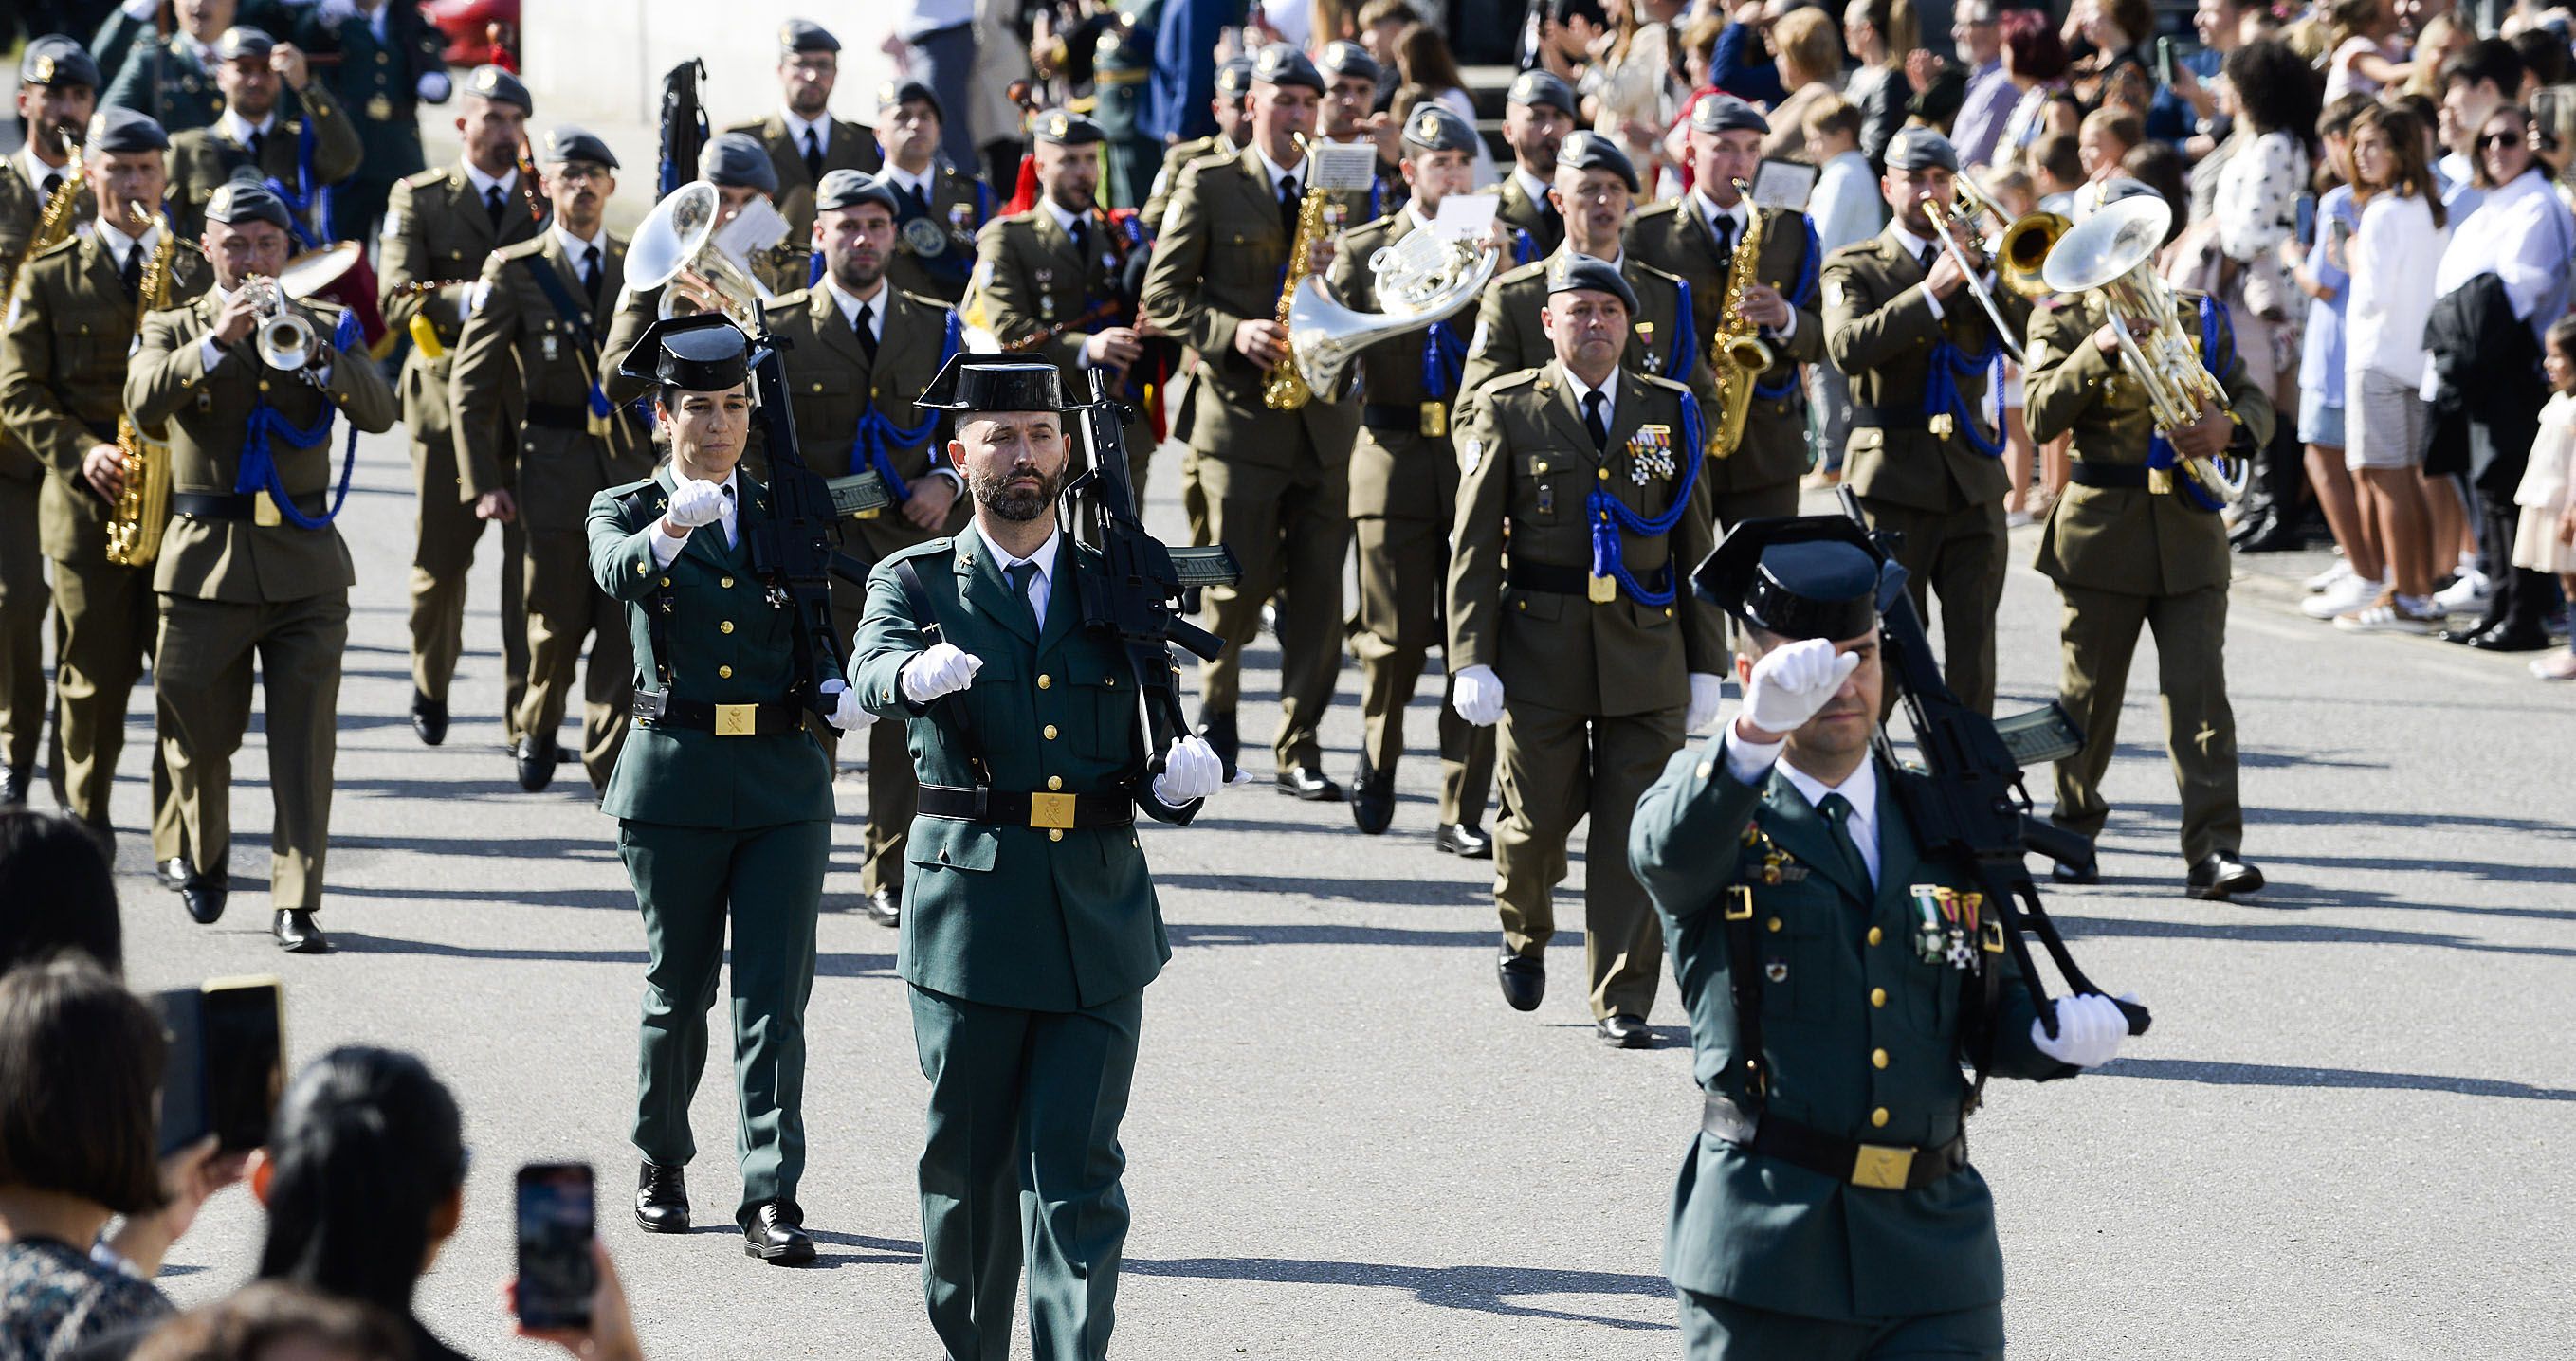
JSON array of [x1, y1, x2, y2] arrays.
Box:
[[1005, 560, 1042, 627], [1817, 792, 1873, 891]]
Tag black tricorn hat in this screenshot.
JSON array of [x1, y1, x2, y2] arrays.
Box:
[[917, 354, 1070, 413], [1693, 516, 1885, 642], [617, 313, 751, 391]]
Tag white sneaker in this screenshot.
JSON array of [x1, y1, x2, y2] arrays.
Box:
[[2302, 575, 2383, 619], [2304, 558, 2353, 593], [2334, 591, 2446, 634], [2434, 570, 2493, 613]]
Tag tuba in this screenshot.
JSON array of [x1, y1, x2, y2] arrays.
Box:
[[2041, 194, 2246, 506], [105, 207, 180, 567], [627, 182, 778, 325], [1706, 181, 1774, 458], [1280, 216, 1502, 402]]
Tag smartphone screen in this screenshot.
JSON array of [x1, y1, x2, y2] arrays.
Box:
[[516, 1163, 596, 1331], [155, 977, 283, 1156], [2293, 192, 2316, 246], [2155, 36, 2178, 88]]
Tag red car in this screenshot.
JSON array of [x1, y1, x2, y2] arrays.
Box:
[[422, 0, 520, 69]]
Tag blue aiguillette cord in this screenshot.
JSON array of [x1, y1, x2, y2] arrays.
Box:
[[849, 313, 959, 501], [1420, 320, 1466, 400], [1584, 389, 1704, 607], [1924, 334, 2007, 457], [1749, 218, 1819, 402], [233, 309, 363, 530]]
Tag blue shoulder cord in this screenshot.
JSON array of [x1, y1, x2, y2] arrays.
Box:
[[1667, 277, 1699, 379], [1924, 332, 2007, 457], [1749, 218, 1819, 402], [1420, 320, 1467, 402], [1585, 390, 1705, 606], [262, 115, 328, 253], [1511, 228, 1539, 267], [850, 311, 960, 501], [2144, 296, 2232, 511], [234, 308, 364, 530]]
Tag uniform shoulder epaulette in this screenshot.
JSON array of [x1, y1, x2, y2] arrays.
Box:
[[1822, 237, 1880, 268], [1629, 257, 1685, 287], [1489, 257, 1549, 289], [26, 233, 82, 266], [719, 117, 769, 138], [605, 475, 658, 503], [1343, 216, 1397, 247], [895, 287, 951, 317], [397, 165, 448, 191], [1630, 198, 1685, 224], [1181, 145, 1243, 176], [1485, 367, 1549, 393], [886, 535, 956, 565], [492, 235, 547, 262], [1635, 370, 1693, 396]]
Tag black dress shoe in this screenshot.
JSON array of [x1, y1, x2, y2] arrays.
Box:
[[159, 856, 195, 892], [176, 865, 228, 925], [1197, 708, 1238, 779], [514, 736, 556, 792], [742, 1201, 815, 1264], [2051, 857, 2099, 886], [2184, 852, 2265, 901], [2234, 516, 2305, 553], [2466, 624, 2551, 652], [864, 886, 902, 929], [635, 1162, 689, 1233], [1350, 759, 1395, 833], [1274, 765, 1343, 802], [1496, 950, 1544, 1012], [1596, 1013, 1654, 1049], [271, 909, 331, 953], [410, 688, 448, 746], [1434, 822, 1493, 859]]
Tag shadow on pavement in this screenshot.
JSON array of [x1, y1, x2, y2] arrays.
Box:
[[1121, 1255, 1676, 1330], [1167, 921, 1567, 950], [2098, 1056, 2576, 1101], [324, 933, 895, 976], [1157, 873, 1489, 907], [2052, 914, 2576, 959]]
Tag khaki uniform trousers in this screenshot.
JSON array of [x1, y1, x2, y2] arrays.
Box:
[[1351, 513, 1492, 826], [1495, 696, 1686, 1020], [1854, 493, 2007, 716], [52, 553, 181, 856], [2049, 581, 2243, 865], [155, 591, 348, 910], [0, 474, 46, 780], [515, 526, 632, 790], [403, 361, 528, 738], [1189, 441, 1349, 769]]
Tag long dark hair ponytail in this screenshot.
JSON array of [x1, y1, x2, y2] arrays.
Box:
[[256, 1046, 467, 1315]]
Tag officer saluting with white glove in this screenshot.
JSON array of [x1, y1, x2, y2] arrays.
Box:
[[1629, 517, 2137, 1358]]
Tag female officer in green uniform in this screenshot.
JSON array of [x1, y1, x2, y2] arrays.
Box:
[[586, 314, 874, 1266]]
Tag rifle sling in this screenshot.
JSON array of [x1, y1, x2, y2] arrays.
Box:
[[892, 555, 992, 786]]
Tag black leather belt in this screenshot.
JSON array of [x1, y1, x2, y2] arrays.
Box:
[[918, 783, 1134, 830], [171, 490, 329, 521], [1702, 1091, 1968, 1190], [524, 401, 592, 430], [631, 693, 803, 735], [2069, 462, 2151, 489], [1507, 559, 1670, 597], [1849, 404, 1928, 431]]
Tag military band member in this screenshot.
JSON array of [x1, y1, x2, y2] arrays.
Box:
[[0, 108, 208, 855], [850, 355, 1228, 1361], [1631, 518, 2137, 1358], [2021, 178, 2270, 902], [1625, 94, 1824, 527], [1317, 40, 1402, 218], [161, 27, 359, 241], [123, 179, 398, 950], [873, 79, 988, 305], [966, 111, 1160, 496], [588, 315, 874, 1263], [1139, 55, 1251, 235], [725, 19, 882, 245], [1822, 127, 2018, 716], [97, 0, 233, 134], [380, 64, 542, 749], [1495, 70, 1576, 264], [1326, 104, 1495, 852], [767, 168, 966, 929], [598, 135, 810, 412], [449, 126, 649, 795], [292, 0, 453, 245], [1140, 43, 1361, 795], [1447, 258, 1726, 1048], [0, 35, 100, 807]]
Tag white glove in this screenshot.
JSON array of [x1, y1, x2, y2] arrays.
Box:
[[1686, 672, 1726, 734], [2031, 993, 2133, 1068], [415, 70, 452, 104], [1452, 664, 1506, 727], [899, 643, 983, 703], [1151, 735, 1225, 803], [1738, 637, 1860, 736], [820, 679, 873, 733], [462, 277, 490, 316], [664, 477, 727, 530]]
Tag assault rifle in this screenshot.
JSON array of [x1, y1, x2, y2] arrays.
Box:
[[737, 306, 871, 717]]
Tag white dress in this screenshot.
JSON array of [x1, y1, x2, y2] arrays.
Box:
[[2512, 390, 2576, 574]]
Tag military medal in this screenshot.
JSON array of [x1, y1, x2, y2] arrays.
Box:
[[1910, 885, 1948, 964], [1535, 482, 1554, 517], [366, 94, 393, 120], [1946, 893, 1984, 970], [1628, 424, 1675, 484], [1035, 267, 1055, 320], [540, 334, 559, 361], [903, 216, 948, 257], [1635, 321, 1659, 372], [948, 203, 974, 239]]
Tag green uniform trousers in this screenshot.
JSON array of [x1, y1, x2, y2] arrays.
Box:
[[404, 377, 528, 739], [51, 553, 180, 857], [1678, 1289, 2004, 1360], [1854, 493, 2007, 716], [1352, 513, 1492, 826], [2050, 581, 2242, 865], [619, 817, 825, 1224], [0, 474, 46, 780], [1188, 443, 1349, 769], [1707, 479, 1802, 535], [515, 527, 631, 790], [909, 983, 1142, 1361], [1495, 697, 1685, 1019], [154, 592, 348, 910]]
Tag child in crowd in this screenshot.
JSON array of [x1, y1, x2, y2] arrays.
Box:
[[2519, 314, 2576, 680]]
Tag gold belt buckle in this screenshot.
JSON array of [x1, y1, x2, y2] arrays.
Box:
[[252, 490, 283, 527], [1418, 401, 1448, 438], [2147, 465, 2174, 495], [1724, 885, 1755, 921], [1029, 791, 1077, 829], [1586, 573, 1617, 604], [1981, 919, 2006, 954], [713, 702, 758, 736], [1851, 1144, 1914, 1190]]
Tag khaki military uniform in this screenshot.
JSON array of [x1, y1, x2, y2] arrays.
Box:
[[766, 281, 962, 900], [965, 203, 1158, 494], [1141, 134, 1232, 235], [0, 229, 211, 845], [1624, 197, 1825, 525], [1325, 208, 1494, 827], [1821, 226, 2022, 715], [163, 86, 363, 240], [1493, 172, 1563, 263], [2022, 291, 2273, 866], [1448, 361, 1725, 1019], [381, 162, 546, 739], [450, 229, 650, 789], [0, 156, 94, 792], [1459, 245, 1713, 407], [881, 163, 989, 304], [124, 287, 399, 909], [1139, 145, 1366, 770], [723, 113, 884, 244]]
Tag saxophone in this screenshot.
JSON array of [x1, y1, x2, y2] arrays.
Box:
[[1706, 181, 1776, 459], [2, 142, 83, 306], [1261, 144, 1331, 411], [105, 209, 179, 567]]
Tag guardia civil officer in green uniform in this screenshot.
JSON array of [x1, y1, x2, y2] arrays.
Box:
[[1447, 257, 1727, 1048], [1630, 517, 2141, 1358], [851, 355, 1228, 1361], [292, 0, 453, 245], [1821, 127, 2019, 716], [1139, 56, 1250, 236], [2021, 178, 2268, 901], [96, 1, 229, 134], [588, 314, 875, 1263]]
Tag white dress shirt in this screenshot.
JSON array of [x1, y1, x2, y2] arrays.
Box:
[[95, 214, 158, 273], [1565, 365, 1617, 437], [550, 221, 605, 270], [1254, 144, 1308, 202], [16, 144, 69, 197], [217, 107, 280, 154], [822, 277, 965, 494], [973, 520, 1061, 623], [648, 470, 740, 567], [782, 107, 831, 158], [1512, 166, 1553, 215], [1889, 223, 1979, 324], [1721, 729, 1882, 886], [886, 164, 936, 204]]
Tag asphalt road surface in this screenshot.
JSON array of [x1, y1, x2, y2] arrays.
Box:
[[89, 422, 2576, 1360]]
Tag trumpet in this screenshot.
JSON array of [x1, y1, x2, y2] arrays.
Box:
[[246, 242, 362, 372]]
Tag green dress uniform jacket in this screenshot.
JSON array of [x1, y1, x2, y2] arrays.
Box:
[[1494, 172, 1563, 261], [1458, 245, 1712, 408], [723, 112, 884, 245], [1623, 199, 1825, 509], [965, 204, 1159, 489], [96, 27, 223, 133], [882, 162, 988, 304], [293, 2, 449, 225], [1628, 748, 2071, 1322], [163, 86, 364, 240]]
